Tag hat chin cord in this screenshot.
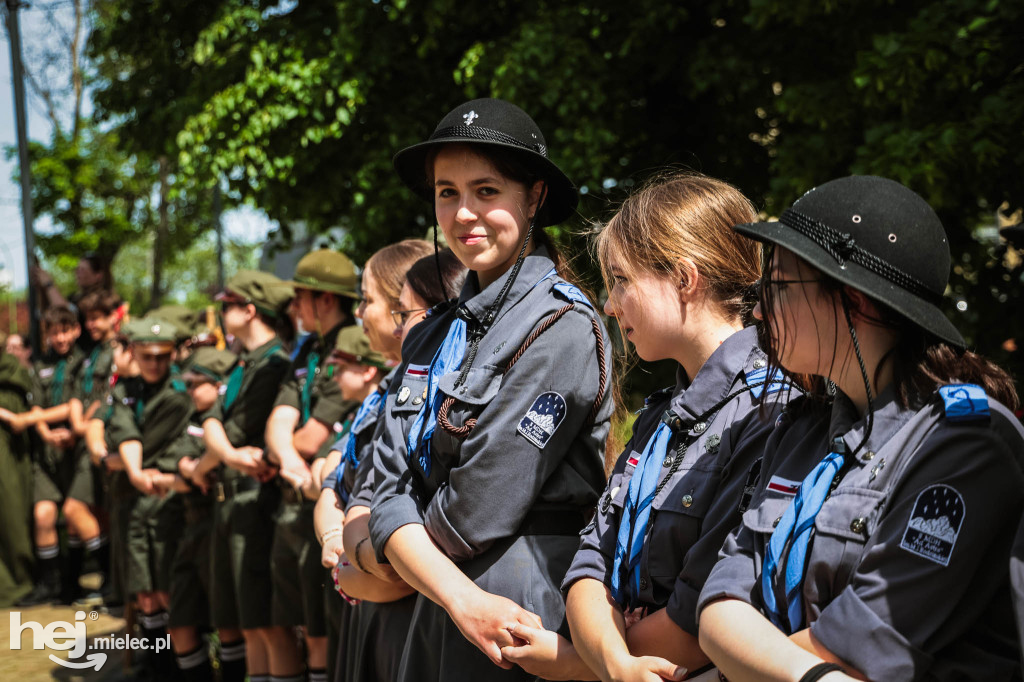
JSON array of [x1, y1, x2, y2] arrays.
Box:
[[842, 298, 875, 457]]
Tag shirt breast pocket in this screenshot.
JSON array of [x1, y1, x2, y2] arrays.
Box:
[[810, 487, 884, 595], [647, 466, 721, 579], [390, 374, 429, 417]]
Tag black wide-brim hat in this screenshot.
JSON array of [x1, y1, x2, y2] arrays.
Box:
[[735, 175, 965, 348], [393, 98, 578, 227]]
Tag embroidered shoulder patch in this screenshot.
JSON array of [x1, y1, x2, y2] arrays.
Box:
[[38, 367, 55, 379], [900, 484, 965, 566], [766, 474, 801, 497], [517, 391, 567, 449]]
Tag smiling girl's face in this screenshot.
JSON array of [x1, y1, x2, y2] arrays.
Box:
[[432, 144, 543, 289]]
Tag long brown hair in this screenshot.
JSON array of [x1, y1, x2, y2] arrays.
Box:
[[365, 239, 433, 310], [596, 171, 761, 323]]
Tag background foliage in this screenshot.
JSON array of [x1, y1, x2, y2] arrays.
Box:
[[11, 0, 1023, 402]]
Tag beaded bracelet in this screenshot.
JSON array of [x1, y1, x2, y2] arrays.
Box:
[[318, 527, 344, 546]]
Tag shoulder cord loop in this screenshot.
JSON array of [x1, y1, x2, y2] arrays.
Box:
[[437, 302, 608, 437]]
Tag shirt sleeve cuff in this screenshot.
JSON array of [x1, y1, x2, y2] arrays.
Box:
[[665, 578, 701, 636], [559, 549, 612, 595], [367, 495, 425, 564], [695, 554, 759, 620], [423, 498, 474, 561], [810, 586, 930, 681]]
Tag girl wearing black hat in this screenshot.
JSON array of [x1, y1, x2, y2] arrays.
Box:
[[367, 98, 614, 680], [696, 176, 1024, 681]]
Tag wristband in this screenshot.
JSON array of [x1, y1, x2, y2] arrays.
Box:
[[799, 663, 844, 682], [318, 527, 344, 546], [353, 537, 370, 573]]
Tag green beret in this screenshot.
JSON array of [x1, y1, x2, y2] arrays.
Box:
[[329, 326, 390, 370], [218, 270, 294, 318], [186, 347, 238, 382], [287, 249, 359, 300]]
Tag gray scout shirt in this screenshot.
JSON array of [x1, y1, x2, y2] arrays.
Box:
[[563, 326, 790, 636], [346, 369, 395, 510], [368, 247, 613, 563], [698, 386, 1024, 680]]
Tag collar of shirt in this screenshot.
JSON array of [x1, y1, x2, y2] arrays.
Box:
[[242, 336, 282, 364], [670, 326, 760, 422], [828, 384, 913, 457], [457, 245, 556, 325]]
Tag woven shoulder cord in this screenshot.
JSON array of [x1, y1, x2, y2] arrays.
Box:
[[433, 125, 547, 156], [781, 209, 941, 305], [437, 303, 608, 436]]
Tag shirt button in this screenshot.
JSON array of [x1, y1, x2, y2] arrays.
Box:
[[663, 456, 673, 467], [753, 359, 766, 369], [692, 422, 707, 434], [773, 516, 782, 528], [850, 517, 866, 533], [681, 494, 693, 508], [639, 578, 648, 590], [863, 450, 875, 460], [600, 495, 610, 513]]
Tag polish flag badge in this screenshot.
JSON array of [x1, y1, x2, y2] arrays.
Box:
[[767, 475, 801, 496]]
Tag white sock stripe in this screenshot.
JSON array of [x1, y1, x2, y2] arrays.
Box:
[[139, 611, 168, 629], [270, 676, 304, 682], [176, 647, 209, 669], [85, 535, 106, 550], [308, 672, 328, 682], [37, 545, 60, 559], [67, 537, 84, 548], [249, 677, 271, 682], [219, 642, 247, 662]]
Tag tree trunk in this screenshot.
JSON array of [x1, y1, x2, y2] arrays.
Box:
[[152, 155, 169, 307]]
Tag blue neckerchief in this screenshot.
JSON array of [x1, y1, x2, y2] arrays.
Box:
[[610, 422, 672, 607], [332, 459, 350, 505], [405, 318, 467, 476], [761, 444, 845, 633], [345, 389, 383, 469]]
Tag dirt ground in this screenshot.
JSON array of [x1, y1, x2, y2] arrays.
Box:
[[1, 599, 130, 681]]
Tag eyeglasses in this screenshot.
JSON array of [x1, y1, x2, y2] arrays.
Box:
[[758, 277, 821, 292], [390, 307, 429, 327]]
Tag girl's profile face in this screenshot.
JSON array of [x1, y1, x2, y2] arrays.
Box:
[[432, 144, 542, 287], [355, 266, 401, 362], [602, 248, 686, 363], [393, 283, 430, 344], [755, 247, 837, 377]]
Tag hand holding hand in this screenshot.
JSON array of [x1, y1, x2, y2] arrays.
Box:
[[448, 589, 544, 669], [500, 624, 592, 681]]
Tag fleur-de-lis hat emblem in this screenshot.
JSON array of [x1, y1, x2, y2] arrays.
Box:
[[462, 110, 478, 125]]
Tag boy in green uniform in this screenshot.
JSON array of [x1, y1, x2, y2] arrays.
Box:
[[155, 346, 238, 682], [99, 318, 192, 677], [183, 270, 294, 682], [4, 306, 104, 606], [66, 289, 122, 602], [0, 335, 34, 606], [264, 250, 359, 682]]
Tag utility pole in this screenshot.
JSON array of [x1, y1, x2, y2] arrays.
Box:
[[4, 0, 41, 354]]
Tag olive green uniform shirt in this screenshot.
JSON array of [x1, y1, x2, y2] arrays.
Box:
[[0, 354, 34, 605]]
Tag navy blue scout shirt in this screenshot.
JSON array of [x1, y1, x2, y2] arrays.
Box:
[[346, 370, 394, 510], [368, 247, 613, 562], [563, 326, 790, 636], [698, 387, 1024, 681]]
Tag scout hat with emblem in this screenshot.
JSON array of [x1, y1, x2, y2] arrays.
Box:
[[149, 305, 200, 345], [286, 250, 359, 300], [393, 98, 577, 227], [183, 347, 238, 383], [124, 318, 178, 355], [217, 270, 295, 318], [735, 175, 964, 349], [328, 326, 390, 370]]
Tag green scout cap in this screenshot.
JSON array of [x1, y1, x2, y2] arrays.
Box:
[[185, 347, 238, 382], [329, 325, 390, 370], [287, 249, 359, 300], [124, 317, 178, 355], [217, 270, 294, 318], [149, 305, 200, 344]]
